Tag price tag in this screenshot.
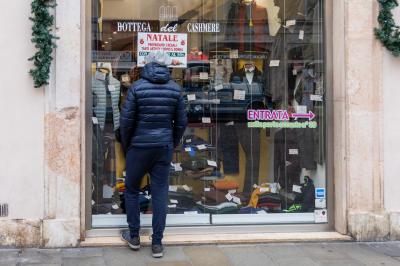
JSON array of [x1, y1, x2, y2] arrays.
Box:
[[168, 204, 177, 208], [286, 20, 296, 27], [292, 185, 302, 193], [169, 185, 178, 192], [232, 196, 241, 205], [234, 90, 246, 100], [145, 195, 151, 200], [108, 85, 116, 92], [91, 200, 95, 206], [215, 84, 224, 91], [314, 209, 328, 223], [204, 187, 211, 192], [170, 199, 179, 204], [296, 105, 307, 114], [95, 71, 106, 81], [225, 121, 234, 126], [230, 49, 239, 59], [225, 193, 233, 201], [202, 117, 211, 124], [182, 185, 191, 191], [315, 199, 327, 209], [185, 139, 192, 143], [112, 204, 119, 210], [299, 30, 305, 40], [228, 189, 236, 194], [259, 187, 269, 193], [92, 117, 99, 124], [187, 94, 196, 101], [207, 160, 217, 167], [211, 99, 221, 104], [123, 171, 126, 177], [310, 94, 323, 102], [197, 144, 207, 150], [185, 147, 192, 152], [269, 60, 280, 67], [199, 72, 209, 80], [289, 149, 299, 155], [184, 211, 199, 214], [293, 69, 298, 76], [173, 163, 182, 172]]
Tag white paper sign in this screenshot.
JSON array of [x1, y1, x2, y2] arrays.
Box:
[[310, 94, 323, 102], [225, 193, 233, 201], [314, 209, 328, 223], [199, 72, 209, 80], [187, 94, 196, 101], [269, 60, 280, 67], [215, 84, 224, 91], [170, 199, 178, 204], [169, 185, 178, 192], [299, 30, 305, 40], [230, 49, 239, 59], [197, 144, 207, 150], [137, 32, 188, 68], [226, 121, 235, 126], [95, 71, 106, 81], [108, 85, 116, 92], [234, 90, 246, 100], [286, 20, 296, 27], [204, 187, 211, 192], [296, 105, 307, 114], [202, 117, 211, 124], [207, 160, 217, 167], [292, 185, 302, 193], [92, 117, 99, 124], [289, 149, 299, 155], [315, 199, 327, 209]]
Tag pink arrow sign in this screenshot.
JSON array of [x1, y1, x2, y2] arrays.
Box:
[[291, 111, 316, 121]]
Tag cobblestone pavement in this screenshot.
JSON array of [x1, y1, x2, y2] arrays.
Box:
[[1, 242, 400, 266]]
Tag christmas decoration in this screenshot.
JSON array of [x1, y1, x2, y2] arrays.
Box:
[[29, 0, 58, 88], [375, 0, 400, 56]]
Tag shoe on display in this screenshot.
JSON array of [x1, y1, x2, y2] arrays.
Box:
[[121, 230, 140, 250], [152, 244, 164, 258]]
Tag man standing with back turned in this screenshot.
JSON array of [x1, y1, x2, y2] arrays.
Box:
[[120, 52, 187, 258]]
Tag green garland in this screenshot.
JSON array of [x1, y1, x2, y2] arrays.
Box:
[[375, 0, 400, 56], [29, 0, 58, 88]]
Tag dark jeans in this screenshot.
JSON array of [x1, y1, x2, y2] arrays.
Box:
[[124, 145, 173, 245]]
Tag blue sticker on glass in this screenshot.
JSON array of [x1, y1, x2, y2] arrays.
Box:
[[315, 188, 326, 199]]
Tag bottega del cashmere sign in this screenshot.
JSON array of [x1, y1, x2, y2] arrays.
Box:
[[29, 0, 58, 88], [375, 0, 400, 56]]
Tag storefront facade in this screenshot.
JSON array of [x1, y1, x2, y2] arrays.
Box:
[[0, 0, 400, 247]]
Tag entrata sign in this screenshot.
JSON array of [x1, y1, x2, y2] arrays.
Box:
[[137, 32, 188, 68]]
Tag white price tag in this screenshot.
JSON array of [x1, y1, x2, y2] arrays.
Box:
[[170, 199, 178, 204], [95, 71, 106, 81], [197, 144, 207, 150], [199, 72, 209, 80], [204, 187, 211, 192], [228, 189, 236, 194], [186, 139, 192, 143], [299, 30, 305, 40], [145, 195, 151, 200], [232, 196, 241, 205], [310, 94, 323, 102], [187, 94, 196, 101], [269, 60, 280, 67], [215, 84, 224, 91], [112, 204, 119, 210], [202, 117, 211, 124], [92, 117, 99, 124], [173, 163, 182, 172], [207, 160, 217, 167], [182, 185, 191, 191], [314, 209, 328, 223], [169, 185, 178, 192], [168, 204, 177, 208], [230, 49, 239, 59], [91, 200, 95, 206], [225, 121, 235, 126], [259, 187, 269, 193], [123, 171, 126, 177], [292, 185, 302, 193], [315, 199, 327, 209], [234, 90, 246, 100], [108, 85, 116, 92], [289, 149, 299, 155], [184, 147, 192, 152], [225, 193, 233, 201], [293, 69, 298, 76], [296, 105, 307, 114], [286, 20, 296, 27]]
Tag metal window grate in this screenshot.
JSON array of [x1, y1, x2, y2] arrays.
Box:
[[0, 203, 9, 217]]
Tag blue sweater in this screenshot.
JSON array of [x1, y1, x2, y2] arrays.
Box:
[[120, 62, 187, 150]]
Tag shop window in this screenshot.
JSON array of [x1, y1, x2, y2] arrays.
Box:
[[90, 0, 327, 227]]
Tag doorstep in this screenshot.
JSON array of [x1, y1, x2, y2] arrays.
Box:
[[80, 232, 352, 247]]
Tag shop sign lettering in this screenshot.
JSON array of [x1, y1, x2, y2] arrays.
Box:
[[247, 109, 318, 129], [117, 21, 152, 32], [187, 22, 220, 33], [160, 24, 178, 32]]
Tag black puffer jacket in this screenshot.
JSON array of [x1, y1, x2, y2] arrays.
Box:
[[120, 62, 187, 151]]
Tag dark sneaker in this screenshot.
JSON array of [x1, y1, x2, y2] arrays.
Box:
[[152, 244, 164, 258], [121, 230, 140, 250]]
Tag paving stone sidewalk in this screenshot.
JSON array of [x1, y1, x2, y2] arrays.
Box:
[[1, 242, 400, 266]]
